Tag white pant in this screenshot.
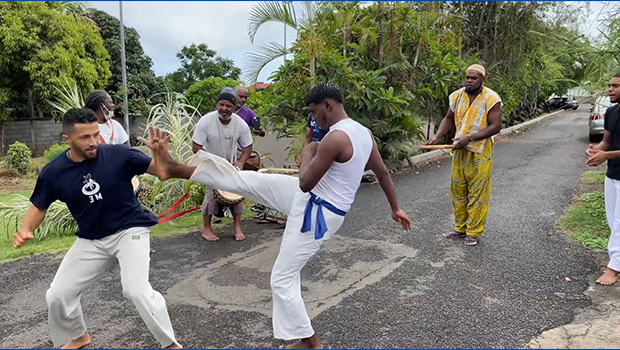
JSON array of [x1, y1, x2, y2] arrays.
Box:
[[605, 177, 620, 271], [190, 151, 346, 340], [46, 227, 177, 347]]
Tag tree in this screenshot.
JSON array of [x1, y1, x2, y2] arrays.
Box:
[[0, 1, 111, 120], [185, 77, 243, 115], [165, 43, 241, 92], [245, 1, 327, 86], [88, 9, 161, 117]]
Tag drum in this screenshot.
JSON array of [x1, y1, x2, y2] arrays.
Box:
[[254, 168, 299, 224], [243, 151, 262, 171], [213, 189, 244, 207]]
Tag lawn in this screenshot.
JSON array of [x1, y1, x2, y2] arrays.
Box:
[[0, 172, 256, 263], [557, 170, 609, 249]]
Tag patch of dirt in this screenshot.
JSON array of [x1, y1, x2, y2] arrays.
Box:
[[0, 176, 32, 193]]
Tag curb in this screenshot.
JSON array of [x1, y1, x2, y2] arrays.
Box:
[[406, 109, 565, 167]]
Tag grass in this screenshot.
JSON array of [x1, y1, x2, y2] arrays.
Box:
[[581, 170, 606, 184], [0, 185, 257, 263], [558, 170, 609, 249]]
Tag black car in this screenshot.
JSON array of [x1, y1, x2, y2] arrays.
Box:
[[547, 96, 579, 110]]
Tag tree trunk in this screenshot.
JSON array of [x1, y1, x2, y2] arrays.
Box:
[[27, 88, 36, 149], [0, 125, 4, 156], [310, 52, 316, 87]]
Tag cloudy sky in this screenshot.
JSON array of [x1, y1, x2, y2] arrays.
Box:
[[91, 1, 614, 84]]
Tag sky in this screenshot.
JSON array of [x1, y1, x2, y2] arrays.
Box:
[[90, 1, 617, 84]]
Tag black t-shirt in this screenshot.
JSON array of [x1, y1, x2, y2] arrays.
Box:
[[306, 113, 328, 142], [604, 104, 620, 180], [30, 145, 158, 239]]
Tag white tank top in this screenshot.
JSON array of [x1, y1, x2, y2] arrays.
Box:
[[312, 118, 374, 212]]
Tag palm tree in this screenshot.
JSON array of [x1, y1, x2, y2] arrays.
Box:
[[244, 1, 325, 86]]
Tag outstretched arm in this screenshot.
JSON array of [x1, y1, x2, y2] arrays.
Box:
[[13, 205, 47, 248], [140, 126, 196, 181], [427, 109, 455, 145], [365, 139, 411, 230]]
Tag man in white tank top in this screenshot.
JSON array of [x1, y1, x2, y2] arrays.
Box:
[[140, 83, 411, 349]]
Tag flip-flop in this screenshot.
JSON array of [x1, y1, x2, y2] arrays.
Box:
[[443, 230, 466, 239], [464, 236, 478, 246]]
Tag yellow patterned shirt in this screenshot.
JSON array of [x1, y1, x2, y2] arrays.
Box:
[[449, 86, 502, 153]]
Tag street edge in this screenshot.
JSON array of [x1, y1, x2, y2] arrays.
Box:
[[405, 109, 566, 167]]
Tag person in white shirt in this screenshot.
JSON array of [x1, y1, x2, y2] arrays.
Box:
[[192, 87, 253, 242], [143, 83, 411, 349], [85, 90, 129, 145]]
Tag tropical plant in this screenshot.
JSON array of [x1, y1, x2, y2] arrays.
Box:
[[245, 1, 327, 86], [138, 91, 204, 213], [46, 80, 86, 121], [0, 194, 76, 238]]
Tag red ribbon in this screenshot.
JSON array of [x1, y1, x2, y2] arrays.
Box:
[[157, 192, 201, 224]]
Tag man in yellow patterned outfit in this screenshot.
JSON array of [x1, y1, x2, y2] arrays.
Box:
[[427, 64, 502, 246]]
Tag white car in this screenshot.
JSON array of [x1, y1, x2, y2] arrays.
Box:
[[589, 96, 615, 142]]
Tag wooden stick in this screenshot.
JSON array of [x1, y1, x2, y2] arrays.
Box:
[[415, 144, 455, 150]]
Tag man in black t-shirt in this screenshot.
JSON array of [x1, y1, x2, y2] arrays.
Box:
[[586, 73, 620, 286], [12, 109, 181, 349]]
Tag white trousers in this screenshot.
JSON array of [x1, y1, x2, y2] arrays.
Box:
[[604, 177, 620, 271], [46, 227, 177, 347], [190, 151, 346, 340]]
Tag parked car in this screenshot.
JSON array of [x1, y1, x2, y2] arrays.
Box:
[[589, 96, 615, 142], [547, 96, 579, 110]]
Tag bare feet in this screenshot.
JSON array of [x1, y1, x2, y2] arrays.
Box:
[[61, 332, 91, 349], [280, 335, 323, 349], [233, 226, 246, 241], [596, 268, 619, 285], [202, 228, 220, 241], [163, 341, 182, 349]]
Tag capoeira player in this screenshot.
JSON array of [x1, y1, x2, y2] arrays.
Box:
[[12, 108, 180, 349], [139, 83, 412, 349]]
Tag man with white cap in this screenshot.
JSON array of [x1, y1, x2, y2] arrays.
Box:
[[192, 87, 253, 241], [427, 64, 502, 246]]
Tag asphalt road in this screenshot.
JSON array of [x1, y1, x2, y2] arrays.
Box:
[[0, 106, 600, 349]]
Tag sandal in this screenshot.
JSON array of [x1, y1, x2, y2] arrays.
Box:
[[464, 236, 478, 246], [443, 230, 466, 239]]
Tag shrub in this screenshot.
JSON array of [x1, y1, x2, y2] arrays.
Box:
[[5, 141, 31, 174], [44, 142, 70, 163]]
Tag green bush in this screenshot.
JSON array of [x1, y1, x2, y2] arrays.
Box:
[[44, 142, 69, 163], [5, 141, 32, 174]]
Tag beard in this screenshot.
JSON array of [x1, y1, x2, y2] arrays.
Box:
[[465, 85, 482, 94]]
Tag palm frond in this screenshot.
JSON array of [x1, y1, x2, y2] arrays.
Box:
[[0, 195, 76, 239], [242, 42, 290, 85], [248, 1, 297, 43], [46, 79, 86, 119]]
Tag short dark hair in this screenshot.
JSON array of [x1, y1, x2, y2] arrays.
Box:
[[84, 90, 110, 111], [614, 73, 620, 78], [305, 82, 344, 106], [62, 108, 97, 134]]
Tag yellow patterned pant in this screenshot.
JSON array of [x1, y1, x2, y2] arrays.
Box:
[[450, 140, 493, 238]]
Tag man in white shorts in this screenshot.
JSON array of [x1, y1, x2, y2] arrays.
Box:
[[141, 82, 411, 349]]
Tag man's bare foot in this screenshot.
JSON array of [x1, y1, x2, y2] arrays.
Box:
[[163, 341, 182, 349], [61, 332, 91, 349], [596, 268, 619, 285], [234, 227, 246, 241], [202, 228, 220, 241], [279, 336, 323, 349]]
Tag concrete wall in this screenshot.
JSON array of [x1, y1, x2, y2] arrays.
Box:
[[2, 119, 63, 155], [1, 117, 148, 155]]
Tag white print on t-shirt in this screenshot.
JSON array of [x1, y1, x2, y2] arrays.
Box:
[[82, 173, 103, 203]]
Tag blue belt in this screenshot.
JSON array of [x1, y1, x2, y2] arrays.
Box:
[[301, 192, 346, 240]]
